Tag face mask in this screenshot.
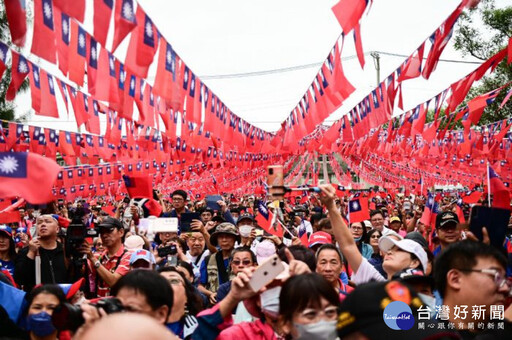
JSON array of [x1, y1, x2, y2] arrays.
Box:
[[354, 236, 362, 242], [418, 293, 436, 315], [294, 320, 337, 340], [260, 286, 281, 318], [239, 225, 253, 238], [26, 312, 56, 337]]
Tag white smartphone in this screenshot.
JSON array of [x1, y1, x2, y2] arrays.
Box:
[[248, 254, 285, 292]]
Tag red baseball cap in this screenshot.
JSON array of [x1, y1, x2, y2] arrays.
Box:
[[308, 231, 332, 248]]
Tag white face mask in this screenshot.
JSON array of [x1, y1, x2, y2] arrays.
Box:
[[294, 320, 337, 340], [418, 293, 436, 316], [260, 286, 281, 318], [239, 225, 253, 238]]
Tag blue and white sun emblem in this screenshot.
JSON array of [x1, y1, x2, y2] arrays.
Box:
[[351, 201, 359, 210], [43, 2, 52, 19], [145, 22, 153, 37], [0, 156, 19, 174]]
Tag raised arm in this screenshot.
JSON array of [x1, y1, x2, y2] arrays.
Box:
[[318, 184, 363, 273]]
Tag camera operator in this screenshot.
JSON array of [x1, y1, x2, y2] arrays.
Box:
[[14, 215, 71, 292], [78, 217, 132, 297]]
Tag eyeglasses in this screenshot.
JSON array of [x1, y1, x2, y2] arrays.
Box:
[[350, 226, 363, 231], [300, 306, 338, 321], [172, 197, 184, 201], [459, 268, 510, 289], [232, 260, 252, 266]]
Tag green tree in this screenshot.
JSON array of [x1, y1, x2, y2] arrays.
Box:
[[454, 0, 512, 125], [0, 4, 30, 126]]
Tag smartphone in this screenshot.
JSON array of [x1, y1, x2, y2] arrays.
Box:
[[248, 254, 285, 292], [180, 212, 201, 233], [267, 165, 285, 200], [206, 195, 223, 211], [469, 206, 510, 249]]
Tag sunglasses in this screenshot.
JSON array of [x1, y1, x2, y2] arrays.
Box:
[[371, 234, 381, 239], [232, 260, 252, 266]]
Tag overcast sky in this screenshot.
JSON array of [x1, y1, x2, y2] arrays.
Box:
[[14, 0, 509, 133]]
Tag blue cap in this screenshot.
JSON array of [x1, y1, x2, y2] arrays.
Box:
[[0, 225, 12, 237], [129, 249, 156, 265]]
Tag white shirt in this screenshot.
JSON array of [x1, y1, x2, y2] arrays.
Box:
[[351, 257, 386, 285]]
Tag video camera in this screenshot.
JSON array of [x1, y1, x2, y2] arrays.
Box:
[[52, 297, 124, 332], [157, 244, 177, 258], [65, 218, 98, 265]]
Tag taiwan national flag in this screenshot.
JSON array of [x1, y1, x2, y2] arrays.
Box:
[[420, 192, 440, 228], [6, 51, 29, 101], [31, 0, 57, 63], [255, 200, 283, 237], [0, 152, 61, 204], [112, 0, 137, 52], [489, 165, 510, 210], [0, 42, 9, 81], [348, 193, 369, 223], [123, 174, 152, 199]]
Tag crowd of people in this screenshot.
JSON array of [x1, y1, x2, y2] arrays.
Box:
[[0, 184, 511, 339]]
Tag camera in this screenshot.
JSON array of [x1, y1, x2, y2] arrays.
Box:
[[52, 298, 124, 332], [66, 218, 99, 264], [157, 244, 177, 257]]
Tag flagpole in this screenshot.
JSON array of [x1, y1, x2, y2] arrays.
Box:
[[487, 161, 491, 207]]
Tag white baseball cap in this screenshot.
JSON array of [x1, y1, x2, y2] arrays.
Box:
[[379, 236, 428, 273]]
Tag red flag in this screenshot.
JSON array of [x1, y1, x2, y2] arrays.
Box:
[[398, 43, 424, 82], [53, 0, 85, 22], [28, 63, 42, 113], [31, 0, 57, 63], [54, 8, 70, 76], [93, 0, 113, 46], [353, 23, 365, 68], [144, 198, 163, 217], [123, 174, 152, 199], [39, 71, 59, 118], [4, 0, 27, 47], [0, 152, 61, 204], [6, 51, 29, 101], [87, 35, 100, 96], [462, 190, 482, 204], [67, 20, 87, 86], [331, 0, 367, 34], [419, 193, 440, 229], [153, 38, 178, 100], [489, 165, 510, 210], [348, 194, 369, 223], [332, 41, 355, 100], [0, 209, 21, 223], [124, 6, 158, 78], [112, 0, 137, 52]]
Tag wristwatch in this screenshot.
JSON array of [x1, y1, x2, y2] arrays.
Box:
[[94, 260, 101, 269]]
